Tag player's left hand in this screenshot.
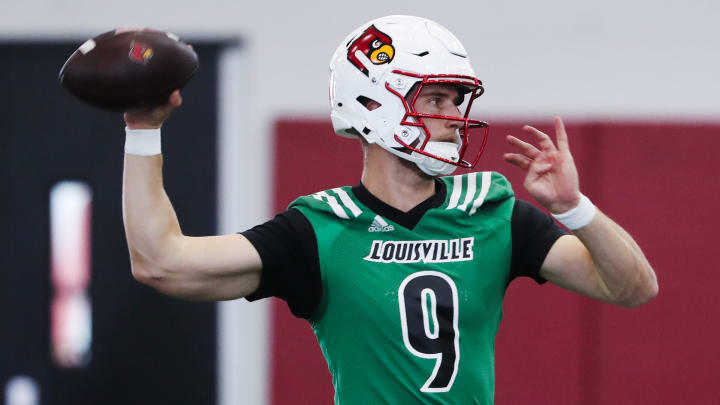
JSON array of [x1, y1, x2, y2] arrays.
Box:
[[503, 116, 580, 214]]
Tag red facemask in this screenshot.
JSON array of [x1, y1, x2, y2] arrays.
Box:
[[385, 70, 489, 169]]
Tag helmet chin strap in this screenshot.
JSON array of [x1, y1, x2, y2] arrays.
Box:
[[415, 141, 460, 176]]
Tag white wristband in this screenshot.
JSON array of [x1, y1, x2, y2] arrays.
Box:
[[552, 193, 597, 230], [125, 127, 161, 156]]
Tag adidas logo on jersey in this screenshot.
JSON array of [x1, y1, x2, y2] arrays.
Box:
[[368, 215, 395, 232]]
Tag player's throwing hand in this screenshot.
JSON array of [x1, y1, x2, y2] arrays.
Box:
[[503, 116, 581, 214], [124, 90, 182, 129]]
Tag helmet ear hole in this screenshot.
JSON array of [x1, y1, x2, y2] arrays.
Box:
[[356, 95, 382, 111]]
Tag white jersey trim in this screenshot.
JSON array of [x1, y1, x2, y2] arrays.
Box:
[[332, 187, 363, 218], [468, 172, 492, 215], [446, 175, 463, 210], [313, 191, 349, 219], [456, 172, 477, 211]]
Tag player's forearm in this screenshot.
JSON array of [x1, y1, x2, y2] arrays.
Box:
[[573, 210, 658, 307], [122, 153, 183, 274]]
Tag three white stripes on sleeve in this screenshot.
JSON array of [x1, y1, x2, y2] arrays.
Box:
[[446, 172, 492, 215], [313, 188, 363, 219]]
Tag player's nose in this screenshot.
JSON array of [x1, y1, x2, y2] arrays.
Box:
[[436, 119, 462, 141], [431, 128, 459, 143], [446, 117, 462, 130]]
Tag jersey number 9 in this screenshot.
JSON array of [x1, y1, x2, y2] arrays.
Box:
[[398, 271, 460, 393]]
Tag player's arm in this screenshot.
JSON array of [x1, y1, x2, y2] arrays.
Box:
[[539, 213, 656, 307], [504, 117, 658, 307], [123, 91, 261, 301]]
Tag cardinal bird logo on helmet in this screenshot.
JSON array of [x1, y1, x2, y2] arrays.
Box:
[[347, 25, 395, 76]]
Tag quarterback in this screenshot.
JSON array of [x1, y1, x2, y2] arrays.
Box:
[[122, 15, 658, 404]]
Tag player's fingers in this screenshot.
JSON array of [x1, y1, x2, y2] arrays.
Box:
[[503, 153, 532, 170], [506, 135, 541, 159], [150, 91, 181, 117], [169, 90, 182, 108], [533, 162, 554, 175], [554, 116, 570, 152], [522, 125, 556, 152], [123, 91, 180, 128]]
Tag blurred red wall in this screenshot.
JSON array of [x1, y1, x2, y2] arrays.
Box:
[[269, 119, 720, 404]]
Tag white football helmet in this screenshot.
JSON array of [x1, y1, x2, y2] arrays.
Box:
[[329, 15, 489, 176]]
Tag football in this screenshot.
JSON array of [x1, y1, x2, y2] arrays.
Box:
[[58, 28, 199, 112]]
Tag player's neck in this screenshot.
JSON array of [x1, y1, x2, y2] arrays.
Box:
[[361, 146, 436, 213]]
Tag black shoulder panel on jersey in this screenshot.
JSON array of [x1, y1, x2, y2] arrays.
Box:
[[242, 208, 321, 319], [509, 199, 568, 284]]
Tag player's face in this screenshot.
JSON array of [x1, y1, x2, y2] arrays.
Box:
[[412, 84, 464, 143]]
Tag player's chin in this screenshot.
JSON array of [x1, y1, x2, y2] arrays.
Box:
[[400, 158, 443, 180]]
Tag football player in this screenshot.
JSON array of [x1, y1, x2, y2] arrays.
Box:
[[123, 15, 657, 404]]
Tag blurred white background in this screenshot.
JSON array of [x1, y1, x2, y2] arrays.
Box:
[[4, 0, 719, 120]]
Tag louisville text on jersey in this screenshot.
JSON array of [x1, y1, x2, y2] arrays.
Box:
[[364, 237, 474, 264]]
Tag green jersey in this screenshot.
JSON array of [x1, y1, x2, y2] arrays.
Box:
[[289, 171, 515, 404]]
